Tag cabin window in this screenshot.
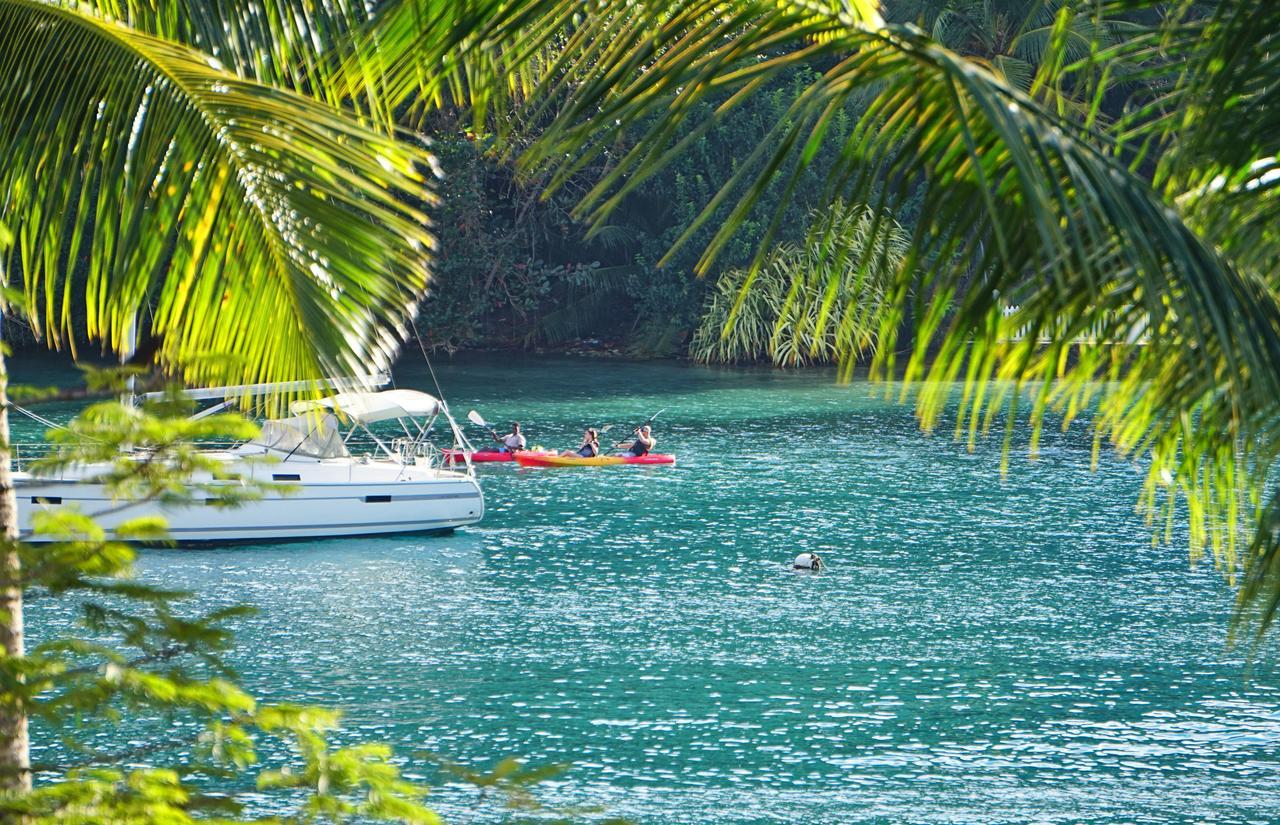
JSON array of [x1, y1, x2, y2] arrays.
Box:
[[364, 495, 392, 503], [30, 496, 61, 505], [272, 473, 301, 481]]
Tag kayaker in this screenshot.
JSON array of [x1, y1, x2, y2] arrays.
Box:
[[623, 425, 655, 457], [562, 428, 600, 458], [494, 422, 526, 453]]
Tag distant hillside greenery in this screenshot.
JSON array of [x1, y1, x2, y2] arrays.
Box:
[[419, 64, 893, 358], [416, 0, 1135, 361]]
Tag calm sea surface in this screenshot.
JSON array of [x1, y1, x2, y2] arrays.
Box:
[[14, 354, 1280, 824]]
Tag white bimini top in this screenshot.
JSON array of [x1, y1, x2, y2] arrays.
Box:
[[290, 389, 441, 424]]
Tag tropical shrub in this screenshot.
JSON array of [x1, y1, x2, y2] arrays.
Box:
[[690, 202, 909, 366]]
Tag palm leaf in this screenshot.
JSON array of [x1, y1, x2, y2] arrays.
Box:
[[65, 0, 379, 112], [1113, 0, 1280, 279], [0, 0, 437, 399], [333, 0, 579, 130], [1105, 0, 1280, 639], [691, 200, 907, 366]]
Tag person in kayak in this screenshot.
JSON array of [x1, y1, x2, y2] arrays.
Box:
[[561, 428, 600, 458], [493, 422, 526, 453], [623, 425, 655, 457]]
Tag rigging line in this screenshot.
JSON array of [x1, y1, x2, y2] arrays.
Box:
[[10, 402, 66, 432], [411, 317, 447, 402]]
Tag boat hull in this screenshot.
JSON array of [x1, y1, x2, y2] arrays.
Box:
[[16, 459, 485, 543], [513, 452, 676, 468]]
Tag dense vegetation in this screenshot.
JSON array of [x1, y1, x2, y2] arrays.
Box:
[[417, 0, 1132, 360], [420, 65, 880, 357]]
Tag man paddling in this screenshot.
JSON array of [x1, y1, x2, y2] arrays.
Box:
[[493, 422, 527, 453], [622, 425, 655, 457]]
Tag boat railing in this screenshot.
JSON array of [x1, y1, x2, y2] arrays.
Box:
[[10, 442, 54, 472], [389, 437, 461, 468], [10, 434, 461, 471], [10, 439, 249, 471]]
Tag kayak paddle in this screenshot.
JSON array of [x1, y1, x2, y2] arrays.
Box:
[[611, 409, 665, 450], [467, 409, 500, 442]]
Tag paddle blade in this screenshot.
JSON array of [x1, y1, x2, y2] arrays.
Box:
[[467, 410, 487, 428]]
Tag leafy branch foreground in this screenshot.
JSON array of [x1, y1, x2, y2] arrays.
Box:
[[0, 391, 581, 823]]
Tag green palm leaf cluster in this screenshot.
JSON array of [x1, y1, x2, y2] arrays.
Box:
[[0, 0, 436, 395], [690, 201, 908, 366]]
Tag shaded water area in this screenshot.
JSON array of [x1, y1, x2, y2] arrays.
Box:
[[14, 353, 1280, 823]]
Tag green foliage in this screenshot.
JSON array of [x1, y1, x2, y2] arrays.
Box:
[[0, 0, 435, 393], [416, 64, 881, 355], [412, 132, 624, 351], [690, 202, 909, 366]]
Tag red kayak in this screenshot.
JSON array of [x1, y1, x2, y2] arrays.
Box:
[[513, 452, 676, 468], [442, 449, 554, 464]]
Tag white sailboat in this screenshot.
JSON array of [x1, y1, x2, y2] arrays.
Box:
[[14, 376, 485, 542]]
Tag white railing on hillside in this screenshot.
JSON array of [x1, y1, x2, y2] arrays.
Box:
[[1000, 305, 1152, 345]]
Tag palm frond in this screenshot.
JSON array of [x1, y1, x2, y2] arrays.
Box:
[[1113, 0, 1280, 281], [73, 0, 373, 108], [1103, 0, 1280, 639], [691, 201, 908, 366], [336, 0, 579, 130], [0, 0, 437, 399]]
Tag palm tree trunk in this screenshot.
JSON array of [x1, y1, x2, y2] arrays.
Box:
[[0, 348, 30, 791]]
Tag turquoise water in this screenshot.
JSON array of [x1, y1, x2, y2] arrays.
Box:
[[15, 354, 1280, 823]]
